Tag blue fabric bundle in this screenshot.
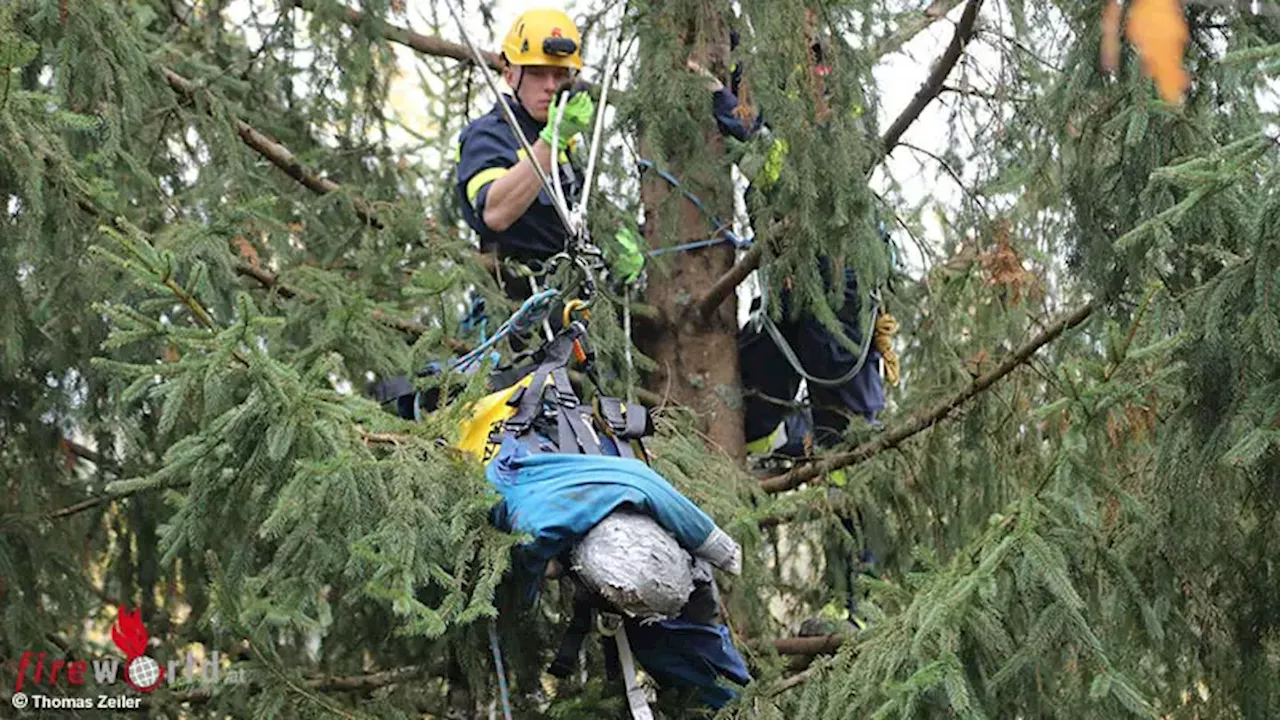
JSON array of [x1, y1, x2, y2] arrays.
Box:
[[484, 435, 751, 708]]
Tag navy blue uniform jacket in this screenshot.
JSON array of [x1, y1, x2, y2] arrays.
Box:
[[455, 97, 582, 261]]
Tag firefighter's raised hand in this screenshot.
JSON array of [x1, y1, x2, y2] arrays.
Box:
[[539, 90, 595, 146]]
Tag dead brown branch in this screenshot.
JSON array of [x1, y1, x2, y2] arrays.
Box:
[[878, 0, 984, 157], [288, 0, 500, 69]]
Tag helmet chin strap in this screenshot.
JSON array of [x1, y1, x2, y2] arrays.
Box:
[[513, 66, 526, 102]]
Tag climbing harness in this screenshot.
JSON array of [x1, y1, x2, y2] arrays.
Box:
[[448, 307, 750, 718]]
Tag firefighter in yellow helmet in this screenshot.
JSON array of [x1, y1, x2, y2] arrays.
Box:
[[500, 8, 583, 120], [455, 9, 595, 266]]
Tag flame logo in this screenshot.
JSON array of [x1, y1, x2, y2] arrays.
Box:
[[111, 605, 166, 692], [551, 27, 562, 38], [111, 605, 149, 659]]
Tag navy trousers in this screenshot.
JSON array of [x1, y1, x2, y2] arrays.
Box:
[[739, 265, 884, 451]]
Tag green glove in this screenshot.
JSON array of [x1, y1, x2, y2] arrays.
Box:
[[539, 91, 595, 146], [610, 226, 646, 285]]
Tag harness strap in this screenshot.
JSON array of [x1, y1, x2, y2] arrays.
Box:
[[501, 326, 611, 456], [623, 401, 652, 439], [593, 396, 635, 459], [507, 332, 578, 432], [552, 367, 602, 455], [610, 619, 655, 720]]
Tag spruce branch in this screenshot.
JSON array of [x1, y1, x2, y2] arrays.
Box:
[[247, 638, 362, 720], [146, 663, 428, 708], [870, 0, 970, 60], [896, 141, 989, 216], [768, 658, 833, 695], [160, 67, 383, 228], [695, 244, 763, 322], [61, 437, 116, 472], [233, 260, 440, 339], [284, 0, 616, 100], [287, 0, 500, 70], [1104, 284, 1160, 381], [877, 0, 983, 158], [761, 299, 1097, 494], [233, 261, 669, 404], [45, 493, 121, 520], [773, 633, 847, 656]]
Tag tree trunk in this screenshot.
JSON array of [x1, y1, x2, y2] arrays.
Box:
[[637, 8, 745, 464]]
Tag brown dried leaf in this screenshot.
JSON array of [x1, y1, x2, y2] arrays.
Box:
[[1125, 0, 1191, 104], [232, 235, 260, 268], [965, 349, 990, 376], [978, 221, 1038, 305], [1101, 0, 1123, 75]]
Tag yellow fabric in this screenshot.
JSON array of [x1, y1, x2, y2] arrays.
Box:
[[455, 373, 539, 462], [874, 311, 900, 386], [516, 147, 570, 164], [745, 422, 784, 455], [466, 167, 509, 205], [758, 137, 789, 191], [502, 9, 583, 69]]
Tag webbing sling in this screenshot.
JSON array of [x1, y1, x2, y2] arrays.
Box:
[[614, 622, 654, 720]]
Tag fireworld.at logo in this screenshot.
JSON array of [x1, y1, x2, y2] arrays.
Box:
[[10, 604, 242, 696], [13, 605, 163, 694]]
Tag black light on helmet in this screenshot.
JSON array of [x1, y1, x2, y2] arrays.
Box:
[[543, 36, 577, 57]]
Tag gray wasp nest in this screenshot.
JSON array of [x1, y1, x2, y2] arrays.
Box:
[[571, 511, 704, 621]]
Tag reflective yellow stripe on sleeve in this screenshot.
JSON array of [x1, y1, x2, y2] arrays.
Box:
[[466, 167, 509, 205], [516, 148, 570, 164]]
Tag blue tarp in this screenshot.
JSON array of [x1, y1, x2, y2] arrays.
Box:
[[486, 434, 721, 580], [484, 435, 752, 708]]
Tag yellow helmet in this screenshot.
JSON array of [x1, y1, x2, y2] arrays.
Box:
[[501, 9, 583, 70]]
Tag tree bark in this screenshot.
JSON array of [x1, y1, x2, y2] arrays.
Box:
[[636, 10, 745, 463]]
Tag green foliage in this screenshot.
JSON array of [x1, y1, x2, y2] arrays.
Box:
[[3, 0, 1280, 718]]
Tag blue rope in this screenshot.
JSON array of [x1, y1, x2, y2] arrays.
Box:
[[646, 232, 749, 257], [451, 288, 559, 372], [488, 621, 514, 720], [636, 158, 753, 257]]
